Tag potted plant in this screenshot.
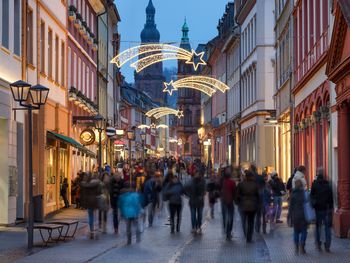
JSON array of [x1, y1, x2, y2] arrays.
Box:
[[79, 21, 87, 35], [87, 31, 93, 44], [83, 25, 90, 40], [68, 5, 77, 21], [74, 13, 82, 29]]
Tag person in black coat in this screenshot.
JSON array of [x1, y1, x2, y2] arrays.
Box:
[[236, 170, 260, 243], [289, 179, 308, 254], [269, 172, 286, 223], [109, 171, 125, 234], [310, 168, 333, 252]]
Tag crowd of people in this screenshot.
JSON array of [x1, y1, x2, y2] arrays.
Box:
[[64, 157, 334, 255]]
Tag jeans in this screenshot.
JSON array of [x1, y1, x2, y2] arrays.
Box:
[[222, 202, 234, 237], [147, 202, 156, 226], [61, 193, 69, 208], [112, 201, 119, 230], [169, 203, 182, 232], [240, 210, 256, 242], [87, 208, 95, 231], [293, 227, 308, 245], [126, 218, 141, 243], [98, 210, 107, 229], [255, 206, 262, 232], [190, 205, 204, 230], [273, 196, 283, 220], [315, 210, 332, 248]]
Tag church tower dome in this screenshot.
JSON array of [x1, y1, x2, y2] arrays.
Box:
[[141, 0, 160, 43]]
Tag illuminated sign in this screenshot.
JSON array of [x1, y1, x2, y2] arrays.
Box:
[[80, 129, 95, 146]]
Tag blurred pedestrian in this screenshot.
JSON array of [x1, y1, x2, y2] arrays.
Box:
[[98, 172, 110, 234], [293, 165, 307, 189], [220, 167, 236, 240], [60, 178, 69, 208], [236, 170, 260, 243], [207, 174, 220, 219], [269, 171, 286, 223], [310, 168, 333, 252], [80, 172, 104, 239], [118, 184, 142, 245], [143, 172, 157, 227], [164, 175, 185, 233], [185, 171, 206, 234], [110, 171, 125, 234], [289, 179, 308, 254]]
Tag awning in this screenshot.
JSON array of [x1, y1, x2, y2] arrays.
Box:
[[114, 139, 125, 146], [47, 131, 96, 158]]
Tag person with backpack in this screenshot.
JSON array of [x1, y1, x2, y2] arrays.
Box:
[[310, 168, 333, 252], [220, 167, 236, 240]]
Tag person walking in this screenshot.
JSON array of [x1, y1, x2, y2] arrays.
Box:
[[207, 174, 219, 219], [164, 175, 185, 233], [109, 171, 125, 234], [269, 172, 286, 223], [80, 172, 104, 239], [118, 184, 142, 245], [262, 173, 273, 234], [185, 171, 206, 234], [60, 178, 69, 208], [289, 179, 309, 254], [220, 167, 236, 240], [310, 168, 333, 252], [98, 172, 110, 234], [236, 170, 260, 243], [143, 172, 157, 227]]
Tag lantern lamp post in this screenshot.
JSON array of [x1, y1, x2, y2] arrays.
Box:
[[10, 80, 49, 250], [140, 131, 146, 165], [126, 127, 136, 185], [94, 114, 105, 173]]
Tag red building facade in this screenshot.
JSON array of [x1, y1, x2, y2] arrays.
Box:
[[326, 0, 350, 238], [292, 0, 331, 185]]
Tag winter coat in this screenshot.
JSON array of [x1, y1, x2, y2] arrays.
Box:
[[143, 178, 157, 206], [310, 178, 333, 211], [164, 181, 184, 205], [236, 179, 260, 212], [118, 192, 142, 219], [80, 179, 103, 209], [207, 179, 220, 204], [221, 178, 236, 205], [289, 188, 308, 231], [292, 171, 307, 189], [185, 177, 206, 207], [269, 177, 286, 197], [109, 177, 124, 207]]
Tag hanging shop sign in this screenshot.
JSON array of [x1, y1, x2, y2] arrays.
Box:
[[80, 129, 96, 145]]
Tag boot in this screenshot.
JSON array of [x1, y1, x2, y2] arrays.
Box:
[[300, 244, 306, 254], [316, 242, 322, 251], [324, 243, 331, 253], [102, 222, 107, 234]]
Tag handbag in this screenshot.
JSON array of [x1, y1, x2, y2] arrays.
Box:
[[97, 193, 108, 210], [303, 190, 316, 223]]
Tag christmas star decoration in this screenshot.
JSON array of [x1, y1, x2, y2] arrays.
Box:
[[138, 124, 150, 129], [163, 80, 178, 96], [146, 107, 182, 119], [150, 123, 157, 129], [176, 110, 184, 118], [185, 50, 206, 71], [111, 44, 206, 72]]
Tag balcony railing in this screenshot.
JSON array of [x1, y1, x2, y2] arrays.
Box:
[[295, 29, 328, 84]]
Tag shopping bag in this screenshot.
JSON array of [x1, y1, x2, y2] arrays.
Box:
[[303, 190, 316, 223]]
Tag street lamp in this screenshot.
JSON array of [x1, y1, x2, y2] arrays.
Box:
[[94, 114, 105, 173], [198, 127, 205, 162], [126, 127, 135, 186], [10, 80, 49, 250]]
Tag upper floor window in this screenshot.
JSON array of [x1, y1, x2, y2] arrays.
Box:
[[40, 20, 45, 74], [14, 0, 21, 55], [27, 8, 33, 64], [2, 0, 9, 49]]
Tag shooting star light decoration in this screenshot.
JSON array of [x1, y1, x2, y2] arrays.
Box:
[[145, 107, 183, 119], [110, 44, 206, 72], [163, 76, 230, 97]]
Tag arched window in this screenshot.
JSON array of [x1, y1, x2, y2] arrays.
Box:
[[184, 109, 192, 126]]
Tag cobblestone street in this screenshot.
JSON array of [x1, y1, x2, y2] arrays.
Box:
[[1, 200, 349, 263]]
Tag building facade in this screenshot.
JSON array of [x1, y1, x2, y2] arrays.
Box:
[[134, 0, 165, 105], [0, 0, 25, 224], [235, 0, 276, 172], [326, 0, 350, 238], [274, 0, 293, 182], [292, 0, 331, 186]]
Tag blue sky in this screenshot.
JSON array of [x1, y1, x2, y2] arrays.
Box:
[[115, 0, 230, 83]]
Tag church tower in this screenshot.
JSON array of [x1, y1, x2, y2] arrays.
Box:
[[176, 20, 201, 160], [134, 0, 165, 104]]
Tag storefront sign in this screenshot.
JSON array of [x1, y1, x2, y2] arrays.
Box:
[[80, 129, 96, 145]]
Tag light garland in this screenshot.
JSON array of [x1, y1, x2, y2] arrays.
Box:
[[163, 76, 230, 97], [138, 124, 150, 129], [145, 107, 183, 119], [110, 44, 206, 72], [156, 124, 169, 129]]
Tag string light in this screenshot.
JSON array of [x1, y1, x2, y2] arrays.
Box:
[[138, 124, 150, 129], [156, 124, 169, 129], [163, 76, 230, 97], [110, 44, 207, 72]]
